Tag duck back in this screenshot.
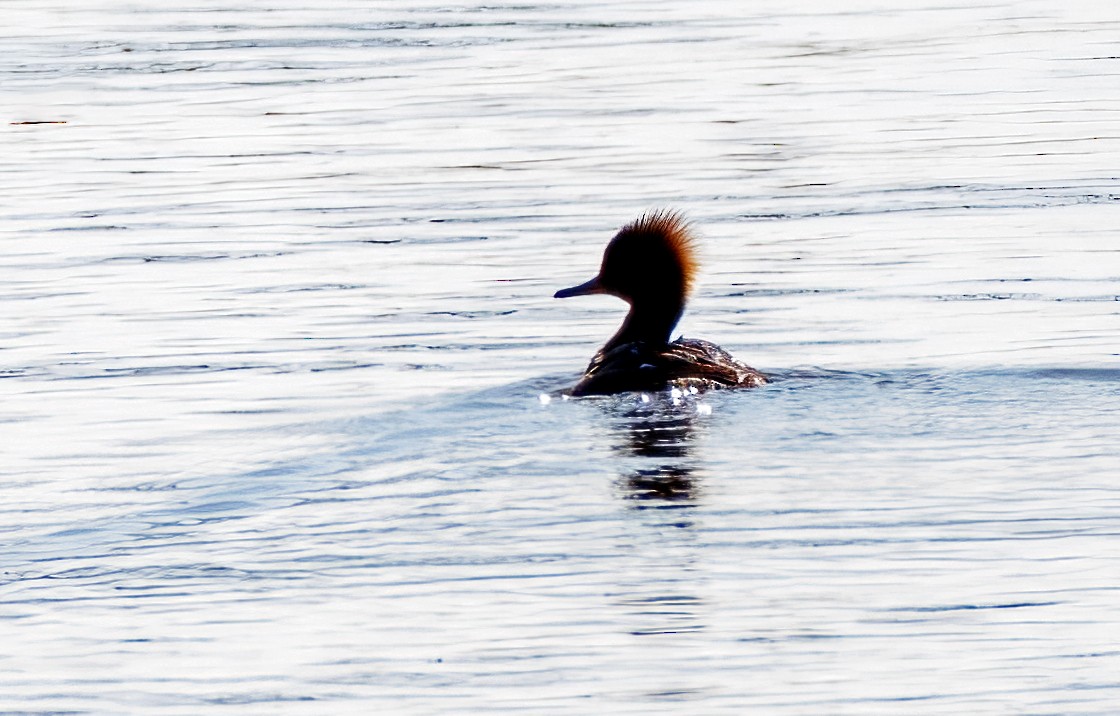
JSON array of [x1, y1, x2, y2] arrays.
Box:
[[570, 337, 767, 396]]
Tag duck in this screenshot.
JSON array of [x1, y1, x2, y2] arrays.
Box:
[[555, 210, 767, 396]]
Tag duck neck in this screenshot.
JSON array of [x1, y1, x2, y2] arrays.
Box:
[[603, 296, 684, 352]]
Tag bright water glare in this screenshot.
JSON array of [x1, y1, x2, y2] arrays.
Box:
[[3, 1, 1119, 714]]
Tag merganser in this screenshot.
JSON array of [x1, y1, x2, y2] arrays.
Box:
[[555, 210, 767, 396]]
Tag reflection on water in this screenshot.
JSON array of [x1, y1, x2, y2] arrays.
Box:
[[624, 465, 698, 505], [611, 400, 703, 506], [598, 396, 711, 646]]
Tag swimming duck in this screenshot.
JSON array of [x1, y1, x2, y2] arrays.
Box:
[[555, 210, 767, 396]]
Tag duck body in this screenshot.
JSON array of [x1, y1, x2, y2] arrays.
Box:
[[555, 210, 766, 397], [570, 337, 767, 397]]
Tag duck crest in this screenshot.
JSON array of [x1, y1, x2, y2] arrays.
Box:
[[616, 210, 698, 298]]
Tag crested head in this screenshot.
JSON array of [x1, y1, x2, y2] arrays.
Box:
[[599, 210, 698, 302], [553, 209, 700, 349]]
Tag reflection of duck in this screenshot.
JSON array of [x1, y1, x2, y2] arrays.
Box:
[[625, 465, 696, 503], [555, 211, 767, 396], [620, 409, 699, 504]]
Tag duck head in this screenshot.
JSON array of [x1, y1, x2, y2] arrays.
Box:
[[555, 210, 697, 351]]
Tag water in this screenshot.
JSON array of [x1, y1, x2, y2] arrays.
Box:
[[3, 1, 1119, 713]]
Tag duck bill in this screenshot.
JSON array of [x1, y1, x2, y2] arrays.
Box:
[[554, 276, 605, 299]]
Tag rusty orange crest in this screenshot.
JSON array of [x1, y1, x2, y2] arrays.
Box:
[[616, 209, 698, 296]]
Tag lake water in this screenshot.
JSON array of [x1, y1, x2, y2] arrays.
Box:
[[3, 1, 1119, 713]]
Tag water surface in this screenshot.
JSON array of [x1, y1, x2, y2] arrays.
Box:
[[3, 1, 1119, 713]]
